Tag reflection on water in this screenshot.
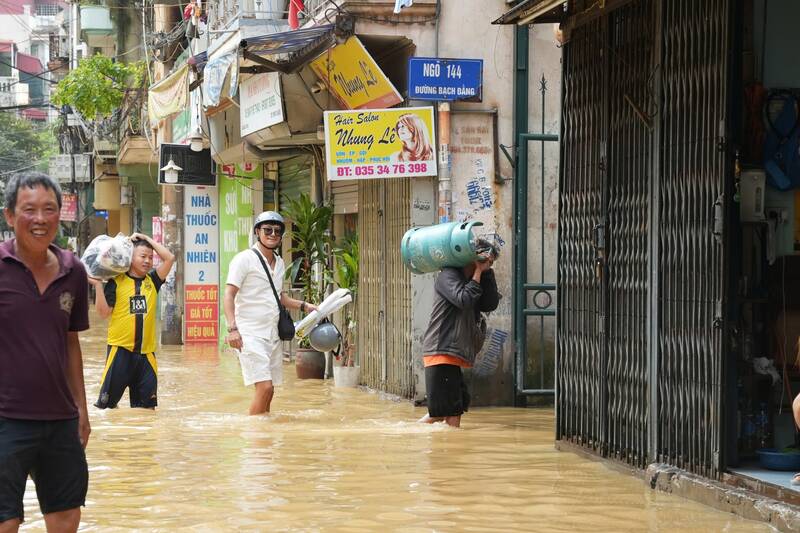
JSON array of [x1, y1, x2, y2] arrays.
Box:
[[19, 319, 769, 532]]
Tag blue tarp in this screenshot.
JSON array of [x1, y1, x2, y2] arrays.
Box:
[[188, 50, 208, 73]]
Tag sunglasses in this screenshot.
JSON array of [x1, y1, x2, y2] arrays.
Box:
[[258, 226, 283, 236]]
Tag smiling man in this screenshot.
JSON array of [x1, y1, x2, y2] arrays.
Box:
[[223, 211, 317, 415], [0, 172, 91, 533], [90, 233, 175, 410]]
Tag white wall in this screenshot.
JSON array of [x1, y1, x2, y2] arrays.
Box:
[[0, 13, 34, 54]]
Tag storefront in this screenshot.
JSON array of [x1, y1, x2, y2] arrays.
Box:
[[497, 0, 800, 501]]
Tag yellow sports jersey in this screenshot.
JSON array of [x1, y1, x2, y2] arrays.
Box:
[[105, 270, 164, 353]]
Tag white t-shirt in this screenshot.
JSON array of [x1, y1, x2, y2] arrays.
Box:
[[226, 246, 286, 339]]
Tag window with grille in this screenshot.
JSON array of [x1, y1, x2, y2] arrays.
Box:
[[36, 4, 62, 17]]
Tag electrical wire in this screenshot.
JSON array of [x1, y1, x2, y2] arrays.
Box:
[[0, 160, 46, 176], [0, 43, 147, 92], [0, 58, 58, 84], [318, 0, 440, 25], [0, 102, 56, 111], [141, 1, 153, 86]]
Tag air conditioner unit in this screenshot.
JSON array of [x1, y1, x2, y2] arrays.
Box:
[[740, 170, 766, 222]]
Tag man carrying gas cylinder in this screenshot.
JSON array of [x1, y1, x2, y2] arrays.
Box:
[[418, 238, 501, 428]]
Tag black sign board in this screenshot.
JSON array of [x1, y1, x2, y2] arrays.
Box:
[[158, 143, 217, 186]]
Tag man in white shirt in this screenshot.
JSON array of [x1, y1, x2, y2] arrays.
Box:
[[223, 211, 317, 415]]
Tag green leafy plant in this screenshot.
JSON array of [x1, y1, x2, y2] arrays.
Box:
[[334, 232, 359, 366], [52, 55, 145, 119], [0, 113, 53, 174], [0, 113, 56, 233], [281, 193, 334, 347]]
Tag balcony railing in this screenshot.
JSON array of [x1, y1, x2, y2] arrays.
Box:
[[49, 33, 67, 60], [30, 15, 59, 34], [0, 75, 19, 93], [207, 0, 288, 32], [304, 0, 437, 19], [0, 77, 29, 107], [303, 0, 329, 18], [208, 0, 239, 32]]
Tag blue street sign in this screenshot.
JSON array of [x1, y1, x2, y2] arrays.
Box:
[[408, 57, 483, 102]]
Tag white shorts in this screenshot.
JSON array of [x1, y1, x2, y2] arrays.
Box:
[[238, 334, 284, 387]]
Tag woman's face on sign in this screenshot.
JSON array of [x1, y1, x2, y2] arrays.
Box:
[[397, 121, 413, 143]]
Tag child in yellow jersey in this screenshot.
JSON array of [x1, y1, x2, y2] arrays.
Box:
[[88, 233, 176, 409]]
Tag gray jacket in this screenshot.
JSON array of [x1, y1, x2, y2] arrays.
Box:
[[422, 267, 500, 366]]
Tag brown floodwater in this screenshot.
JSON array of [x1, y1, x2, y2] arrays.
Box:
[[19, 317, 772, 532]]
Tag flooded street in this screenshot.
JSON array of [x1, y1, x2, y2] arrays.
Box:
[[19, 318, 770, 532]]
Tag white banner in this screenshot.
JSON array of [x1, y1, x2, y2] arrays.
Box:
[[183, 186, 219, 285], [240, 72, 284, 137]]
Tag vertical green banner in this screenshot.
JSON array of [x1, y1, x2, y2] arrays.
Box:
[[218, 163, 261, 346]]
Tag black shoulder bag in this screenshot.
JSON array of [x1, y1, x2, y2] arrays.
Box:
[[251, 249, 295, 341]]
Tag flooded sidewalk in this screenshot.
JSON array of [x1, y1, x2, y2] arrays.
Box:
[[20, 322, 771, 532]]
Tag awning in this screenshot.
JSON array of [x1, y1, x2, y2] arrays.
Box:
[[240, 19, 351, 75], [17, 52, 43, 74], [22, 108, 47, 120], [492, 0, 566, 25], [148, 63, 189, 125], [243, 24, 335, 56], [193, 17, 353, 103]]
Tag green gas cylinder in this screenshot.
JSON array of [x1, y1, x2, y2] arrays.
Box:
[[401, 221, 484, 274]]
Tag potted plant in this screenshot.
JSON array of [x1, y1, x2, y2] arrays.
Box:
[[281, 193, 333, 379], [332, 232, 359, 387]]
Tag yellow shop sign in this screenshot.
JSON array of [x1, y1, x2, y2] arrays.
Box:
[[310, 36, 402, 110], [324, 107, 437, 181]]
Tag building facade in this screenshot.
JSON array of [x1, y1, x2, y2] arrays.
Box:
[[138, 0, 563, 406]]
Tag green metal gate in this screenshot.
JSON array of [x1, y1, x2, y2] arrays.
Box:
[[515, 130, 559, 396]]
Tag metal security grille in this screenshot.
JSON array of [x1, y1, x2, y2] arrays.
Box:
[[656, 0, 730, 478], [605, 0, 654, 469], [359, 180, 382, 391], [557, 15, 606, 453], [357, 179, 414, 398], [384, 179, 413, 398], [557, 0, 731, 477]]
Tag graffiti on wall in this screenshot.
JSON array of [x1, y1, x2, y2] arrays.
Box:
[[451, 115, 498, 226]]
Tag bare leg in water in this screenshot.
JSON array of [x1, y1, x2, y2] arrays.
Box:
[[418, 414, 461, 427], [250, 380, 274, 415]]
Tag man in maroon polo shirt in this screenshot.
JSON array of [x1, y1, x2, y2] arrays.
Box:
[[0, 172, 91, 533]]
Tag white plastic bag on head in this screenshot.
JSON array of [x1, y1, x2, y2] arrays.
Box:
[[81, 233, 133, 280]]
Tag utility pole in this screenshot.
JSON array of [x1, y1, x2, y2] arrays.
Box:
[[160, 184, 184, 345]]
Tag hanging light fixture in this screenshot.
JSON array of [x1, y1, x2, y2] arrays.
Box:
[[160, 158, 182, 184], [189, 126, 204, 152]]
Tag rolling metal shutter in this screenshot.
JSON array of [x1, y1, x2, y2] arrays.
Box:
[[357, 178, 413, 398], [278, 155, 312, 208], [331, 180, 358, 214]]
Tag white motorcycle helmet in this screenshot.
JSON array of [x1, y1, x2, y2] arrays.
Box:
[[253, 211, 285, 249], [253, 211, 285, 234]]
